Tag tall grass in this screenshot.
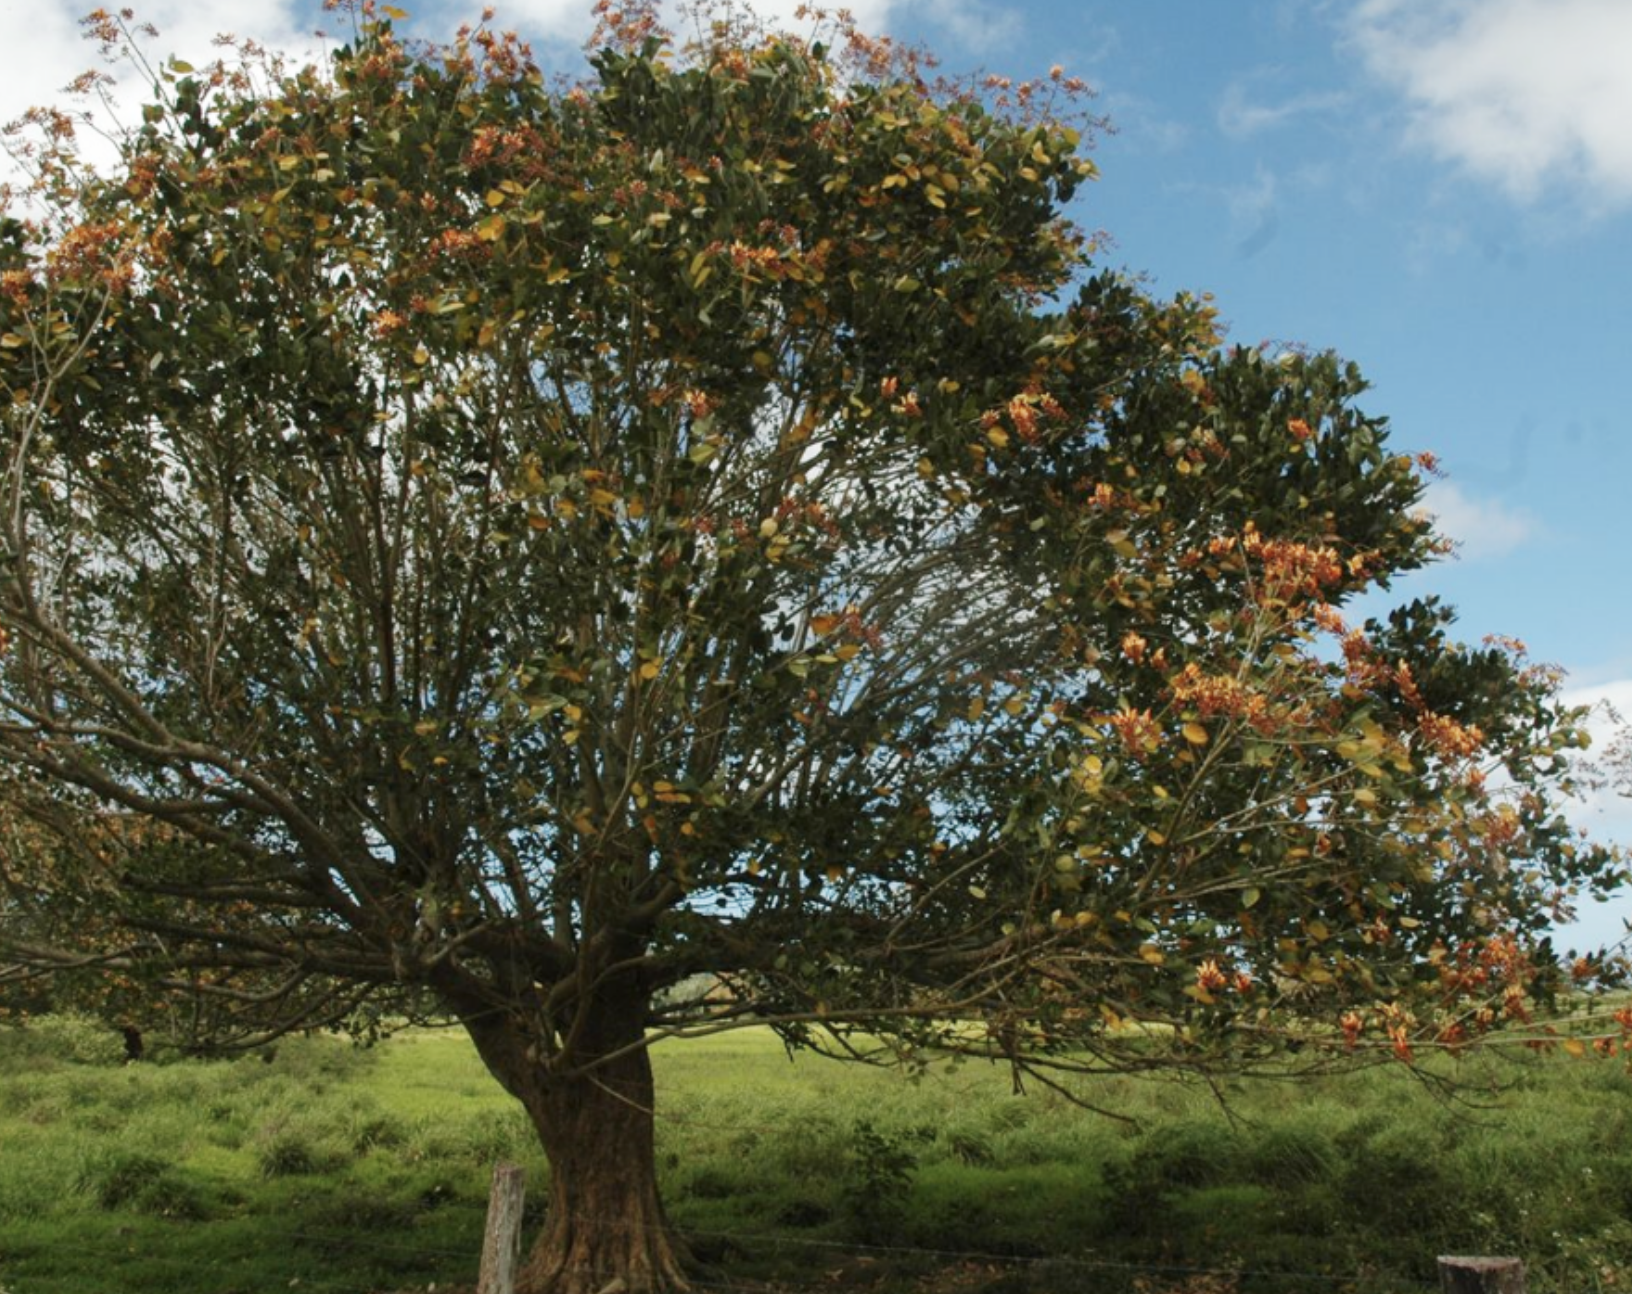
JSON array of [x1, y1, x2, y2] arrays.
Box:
[[3, 1014, 1632, 1293]]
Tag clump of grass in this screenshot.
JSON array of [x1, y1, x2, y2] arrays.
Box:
[[74, 1150, 214, 1220]]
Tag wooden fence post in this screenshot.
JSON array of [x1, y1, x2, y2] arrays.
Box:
[[1438, 1256, 1526, 1294], [477, 1161, 528, 1294]]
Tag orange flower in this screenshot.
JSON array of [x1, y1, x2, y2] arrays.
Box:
[[1106, 707, 1161, 756], [1196, 959, 1228, 993]]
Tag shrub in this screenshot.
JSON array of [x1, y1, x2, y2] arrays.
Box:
[[5, 1013, 126, 1067], [840, 1119, 928, 1245]]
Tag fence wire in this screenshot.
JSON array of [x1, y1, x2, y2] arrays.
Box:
[[1, 1196, 1444, 1294]]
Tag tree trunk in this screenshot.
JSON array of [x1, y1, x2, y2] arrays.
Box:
[[456, 980, 689, 1294], [516, 1040, 689, 1294]]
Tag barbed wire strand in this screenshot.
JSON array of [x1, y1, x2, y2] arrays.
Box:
[[2, 1205, 1445, 1294], [274, 1209, 1443, 1293]]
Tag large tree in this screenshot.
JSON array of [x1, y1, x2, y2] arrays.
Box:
[[0, 6, 1621, 1290]]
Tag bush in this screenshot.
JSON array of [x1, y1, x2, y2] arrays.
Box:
[[3, 1013, 126, 1067], [840, 1119, 928, 1245]]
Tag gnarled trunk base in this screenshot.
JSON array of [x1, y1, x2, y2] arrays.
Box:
[[516, 1045, 690, 1294], [458, 984, 689, 1294]]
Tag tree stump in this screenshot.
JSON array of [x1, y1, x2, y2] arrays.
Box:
[[1438, 1256, 1526, 1294], [478, 1162, 528, 1294]]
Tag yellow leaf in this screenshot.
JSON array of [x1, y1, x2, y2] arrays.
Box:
[[1139, 944, 1165, 965], [485, 189, 506, 208], [1353, 787, 1378, 806], [1182, 722, 1209, 745], [639, 659, 660, 680], [1563, 1037, 1587, 1058]]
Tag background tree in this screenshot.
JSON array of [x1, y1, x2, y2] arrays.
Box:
[[0, 6, 1621, 1291]]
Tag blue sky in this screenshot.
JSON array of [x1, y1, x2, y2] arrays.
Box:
[[3, 0, 1628, 942]]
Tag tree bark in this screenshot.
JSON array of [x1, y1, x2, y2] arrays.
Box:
[[517, 1042, 688, 1294], [458, 980, 689, 1294]]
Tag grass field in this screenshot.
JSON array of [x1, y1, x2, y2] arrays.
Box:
[[4, 1015, 1632, 1294]]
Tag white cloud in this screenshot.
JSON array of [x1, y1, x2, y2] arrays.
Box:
[[1415, 480, 1537, 561], [1349, 0, 1632, 210], [488, 0, 903, 49], [914, 0, 1022, 53], [2, 2, 317, 182], [1217, 82, 1349, 139]]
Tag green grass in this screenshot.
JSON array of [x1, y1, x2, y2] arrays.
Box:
[[5, 1016, 1632, 1293]]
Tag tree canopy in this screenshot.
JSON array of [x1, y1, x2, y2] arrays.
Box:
[[1, 5, 1623, 1290]]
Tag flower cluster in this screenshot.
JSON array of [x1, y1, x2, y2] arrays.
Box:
[[45, 220, 134, 292], [1105, 707, 1161, 756], [1194, 959, 1252, 996], [464, 124, 550, 173], [1417, 711, 1485, 761], [1240, 524, 1346, 600], [1168, 662, 1271, 728], [1, 268, 33, 306], [427, 227, 487, 260]]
